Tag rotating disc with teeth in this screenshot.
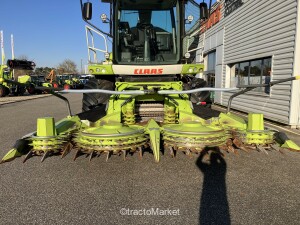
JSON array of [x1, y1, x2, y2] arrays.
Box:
[[229, 129, 277, 153], [242, 130, 275, 145], [23, 133, 71, 163], [163, 122, 229, 156], [74, 123, 148, 161]]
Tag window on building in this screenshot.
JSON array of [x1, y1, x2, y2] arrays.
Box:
[[205, 51, 216, 87], [239, 62, 249, 86], [207, 51, 216, 72], [250, 59, 262, 91], [262, 58, 272, 94], [230, 57, 272, 94]]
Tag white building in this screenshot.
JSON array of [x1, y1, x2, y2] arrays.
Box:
[[197, 0, 300, 128]]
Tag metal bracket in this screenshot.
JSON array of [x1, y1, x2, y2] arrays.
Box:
[[50, 91, 72, 116]]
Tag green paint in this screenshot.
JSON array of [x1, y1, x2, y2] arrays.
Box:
[[37, 117, 56, 137], [145, 119, 161, 163], [243, 131, 274, 145], [1, 149, 22, 163], [88, 64, 114, 75], [248, 113, 264, 131], [75, 123, 147, 152], [17, 75, 31, 84], [218, 112, 247, 130], [282, 140, 300, 151], [181, 64, 204, 75]]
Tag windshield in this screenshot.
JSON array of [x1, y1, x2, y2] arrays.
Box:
[[3, 71, 10, 79], [115, 6, 179, 65]]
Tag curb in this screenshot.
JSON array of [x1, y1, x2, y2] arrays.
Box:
[[0, 94, 52, 105]]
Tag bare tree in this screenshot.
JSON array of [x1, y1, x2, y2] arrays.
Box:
[[17, 55, 29, 60], [35, 67, 55, 75], [57, 59, 78, 74]]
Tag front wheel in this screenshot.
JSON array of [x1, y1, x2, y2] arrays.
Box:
[[0, 85, 7, 97], [52, 82, 59, 89], [63, 84, 71, 90], [27, 84, 36, 95], [82, 78, 114, 112], [183, 76, 210, 103], [15, 86, 26, 96]]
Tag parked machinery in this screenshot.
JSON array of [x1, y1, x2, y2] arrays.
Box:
[[2, 0, 299, 163], [55, 74, 84, 90], [0, 59, 36, 97]]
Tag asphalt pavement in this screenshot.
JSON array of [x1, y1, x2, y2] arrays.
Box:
[[0, 94, 300, 225], [0, 94, 51, 105]]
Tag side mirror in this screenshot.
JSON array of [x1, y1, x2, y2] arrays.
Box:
[[200, 2, 209, 20], [82, 2, 93, 20]]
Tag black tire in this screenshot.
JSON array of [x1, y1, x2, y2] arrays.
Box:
[[63, 83, 71, 90], [4, 87, 10, 96], [183, 76, 210, 103], [190, 77, 210, 103], [17, 86, 26, 96], [52, 81, 59, 89], [27, 84, 36, 95], [0, 85, 7, 97], [82, 78, 114, 112]]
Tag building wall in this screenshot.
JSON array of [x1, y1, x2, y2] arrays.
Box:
[[198, 0, 300, 126]]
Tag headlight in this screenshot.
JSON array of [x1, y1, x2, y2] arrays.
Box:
[[185, 52, 191, 59]]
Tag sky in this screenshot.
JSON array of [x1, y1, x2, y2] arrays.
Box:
[[0, 0, 214, 70]]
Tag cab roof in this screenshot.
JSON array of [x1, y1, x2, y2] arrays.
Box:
[[119, 0, 177, 10]]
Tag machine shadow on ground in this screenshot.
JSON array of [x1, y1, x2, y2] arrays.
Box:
[[196, 151, 231, 225]]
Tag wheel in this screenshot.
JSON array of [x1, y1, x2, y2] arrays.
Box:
[[183, 76, 210, 103], [52, 82, 59, 89], [17, 86, 26, 96], [191, 77, 210, 103], [4, 87, 10, 96], [63, 84, 71, 90], [13, 91, 18, 96], [0, 85, 7, 97], [27, 84, 36, 95], [82, 78, 114, 112]]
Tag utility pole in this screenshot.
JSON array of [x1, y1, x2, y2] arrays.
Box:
[[11, 34, 15, 79], [11, 34, 14, 60], [1, 30, 5, 65]]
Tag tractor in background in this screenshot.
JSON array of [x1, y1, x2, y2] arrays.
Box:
[[30, 70, 63, 93], [79, 74, 94, 85], [56, 74, 84, 90], [0, 59, 36, 97]]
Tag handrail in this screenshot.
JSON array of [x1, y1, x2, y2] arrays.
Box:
[[85, 25, 108, 63]]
